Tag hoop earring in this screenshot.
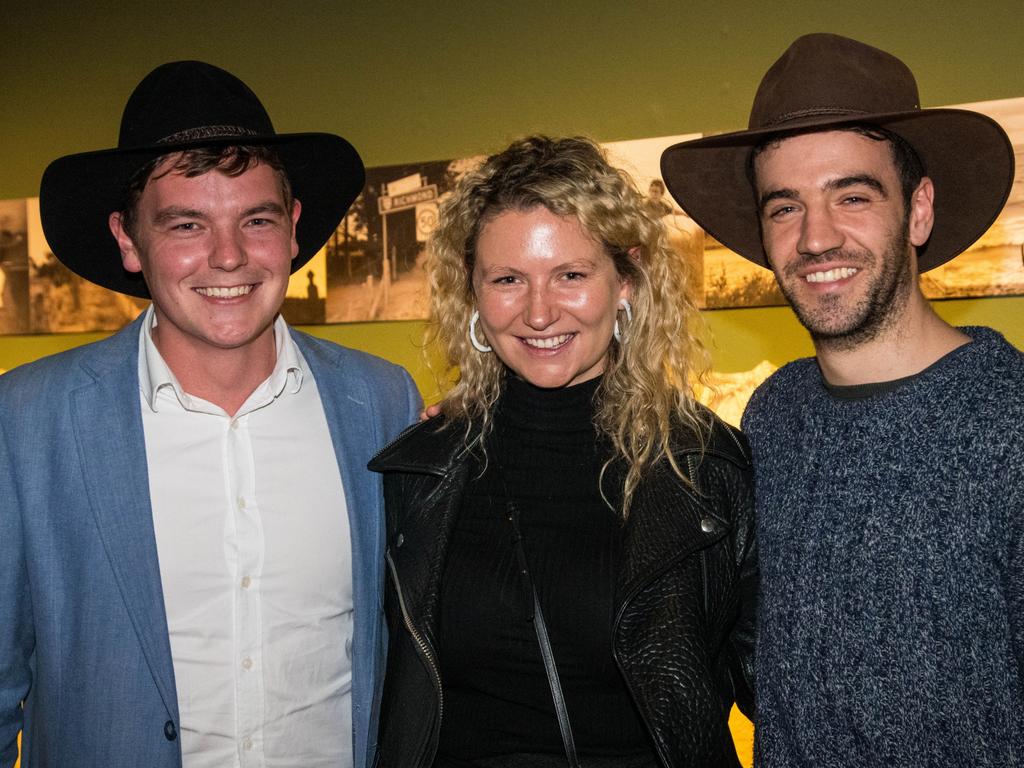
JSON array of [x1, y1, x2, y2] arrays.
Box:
[[469, 310, 492, 353], [613, 299, 632, 343]]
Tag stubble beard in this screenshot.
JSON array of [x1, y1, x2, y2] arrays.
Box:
[[776, 224, 915, 354]]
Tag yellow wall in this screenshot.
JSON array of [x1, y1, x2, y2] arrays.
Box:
[[3, 2, 1023, 765], [4, 296, 1022, 394], [1, 1, 1021, 376]]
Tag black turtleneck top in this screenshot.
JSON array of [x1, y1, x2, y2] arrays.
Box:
[[433, 376, 657, 767]]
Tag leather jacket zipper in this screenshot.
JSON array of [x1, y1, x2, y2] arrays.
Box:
[[611, 531, 725, 768], [685, 454, 713, 616], [386, 550, 443, 766]]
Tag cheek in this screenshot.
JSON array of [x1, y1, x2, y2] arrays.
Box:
[[251, 229, 295, 256], [140, 256, 192, 288], [761, 230, 796, 273], [573, 284, 621, 323], [476, 293, 519, 330], [479, 303, 512, 335], [760, 221, 787, 252], [149, 237, 210, 270]]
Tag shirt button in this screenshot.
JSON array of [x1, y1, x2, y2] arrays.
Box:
[[241, 576, 252, 589], [238, 497, 246, 510], [230, 420, 239, 430], [243, 736, 253, 750], [164, 720, 177, 741], [242, 657, 253, 670], [700, 517, 718, 533]]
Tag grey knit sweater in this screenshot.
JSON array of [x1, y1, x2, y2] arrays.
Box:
[[742, 327, 1024, 767]]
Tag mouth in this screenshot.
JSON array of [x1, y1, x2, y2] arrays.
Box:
[[194, 284, 255, 298], [804, 267, 859, 284], [521, 333, 575, 350]]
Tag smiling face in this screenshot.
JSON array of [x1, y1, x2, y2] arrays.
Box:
[[111, 158, 300, 366], [471, 206, 630, 389], [754, 130, 933, 349]]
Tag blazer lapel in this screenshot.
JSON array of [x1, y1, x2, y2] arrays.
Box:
[[299, 338, 384, 594], [69, 319, 178, 720], [296, 333, 386, 768]]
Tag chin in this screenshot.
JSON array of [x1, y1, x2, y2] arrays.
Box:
[[518, 366, 601, 390], [508, 366, 570, 390]]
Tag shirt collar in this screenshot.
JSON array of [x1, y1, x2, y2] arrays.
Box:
[[138, 306, 304, 413]]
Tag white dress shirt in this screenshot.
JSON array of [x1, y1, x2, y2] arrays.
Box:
[[138, 307, 353, 768]]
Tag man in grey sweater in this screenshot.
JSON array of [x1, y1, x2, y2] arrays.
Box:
[[661, 33, 1023, 766]]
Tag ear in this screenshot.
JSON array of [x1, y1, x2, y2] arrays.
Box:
[[618, 275, 633, 305], [618, 246, 642, 303], [290, 199, 303, 261], [109, 212, 143, 273], [908, 177, 935, 248]]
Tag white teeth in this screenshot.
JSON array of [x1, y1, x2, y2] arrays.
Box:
[[806, 267, 858, 283], [196, 285, 253, 298], [523, 334, 573, 349]]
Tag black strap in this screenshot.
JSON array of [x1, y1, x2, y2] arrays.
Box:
[[505, 494, 581, 768]]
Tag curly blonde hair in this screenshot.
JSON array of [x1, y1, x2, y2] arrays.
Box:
[[427, 135, 709, 514]]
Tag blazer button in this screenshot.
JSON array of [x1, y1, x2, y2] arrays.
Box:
[[396, 533, 405, 547], [164, 720, 177, 741], [700, 517, 718, 534]]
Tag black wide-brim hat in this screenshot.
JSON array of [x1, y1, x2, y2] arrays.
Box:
[[660, 33, 1014, 272], [39, 60, 365, 298]]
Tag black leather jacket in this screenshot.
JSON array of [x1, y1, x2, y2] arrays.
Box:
[[368, 411, 757, 768]]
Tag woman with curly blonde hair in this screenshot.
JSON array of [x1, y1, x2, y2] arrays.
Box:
[[370, 136, 756, 768]]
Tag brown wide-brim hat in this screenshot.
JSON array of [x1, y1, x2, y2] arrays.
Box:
[[39, 60, 365, 298], [660, 33, 1014, 272]]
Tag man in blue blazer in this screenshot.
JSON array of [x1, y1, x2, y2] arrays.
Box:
[[0, 62, 420, 768]]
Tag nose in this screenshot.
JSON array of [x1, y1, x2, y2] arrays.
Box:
[[207, 226, 247, 271], [523, 284, 558, 330], [797, 203, 844, 257]]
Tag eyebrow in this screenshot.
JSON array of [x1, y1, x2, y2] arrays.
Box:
[[480, 258, 600, 275], [152, 206, 206, 225], [824, 174, 888, 196], [241, 201, 289, 218], [757, 174, 889, 212], [151, 201, 288, 225]]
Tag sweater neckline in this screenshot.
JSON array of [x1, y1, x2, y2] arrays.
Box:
[[820, 331, 984, 401], [496, 373, 601, 432]]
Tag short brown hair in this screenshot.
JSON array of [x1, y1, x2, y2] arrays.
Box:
[[119, 145, 293, 237], [748, 124, 925, 215]]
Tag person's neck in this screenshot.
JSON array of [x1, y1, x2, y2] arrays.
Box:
[[814, 292, 970, 387], [153, 327, 278, 417]]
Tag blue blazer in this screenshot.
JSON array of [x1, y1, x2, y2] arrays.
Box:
[[0, 315, 420, 768]]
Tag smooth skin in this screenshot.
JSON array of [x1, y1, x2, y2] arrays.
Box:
[[472, 206, 631, 389], [109, 159, 301, 414]]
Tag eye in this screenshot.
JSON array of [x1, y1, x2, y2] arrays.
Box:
[[563, 271, 586, 280], [840, 195, 869, 205], [492, 275, 517, 285], [766, 204, 797, 220], [172, 222, 199, 231]]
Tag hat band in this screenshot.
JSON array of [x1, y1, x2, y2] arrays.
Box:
[[760, 105, 883, 129], [156, 125, 261, 144]]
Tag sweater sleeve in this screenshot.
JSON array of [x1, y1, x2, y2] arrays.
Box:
[[1007, 459, 1024, 689]]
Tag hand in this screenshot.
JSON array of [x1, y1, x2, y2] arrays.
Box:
[[419, 403, 443, 422]]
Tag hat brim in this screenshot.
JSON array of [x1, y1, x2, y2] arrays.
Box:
[[39, 132, 364, 298], [660, 108, 1014, 272]]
